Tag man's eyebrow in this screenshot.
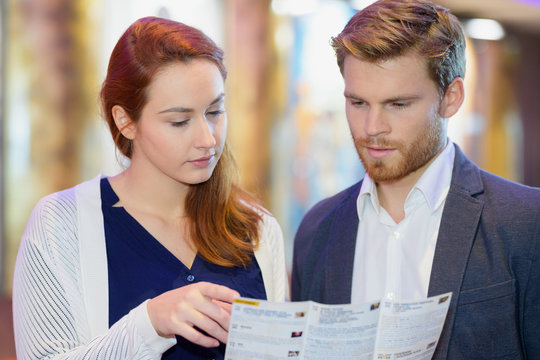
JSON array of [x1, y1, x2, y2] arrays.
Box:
[[384, 95, 421, 102], [343, 91, 361, 100], [158, 93, 225, 114], [343, 92, 421, 102]]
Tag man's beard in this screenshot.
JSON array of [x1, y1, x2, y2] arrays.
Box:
[[354, 118, 445, 183]]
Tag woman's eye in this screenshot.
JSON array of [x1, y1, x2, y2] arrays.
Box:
[[206, 109, 225, 117]]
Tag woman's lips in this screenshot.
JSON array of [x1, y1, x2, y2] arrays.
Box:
[[189, 155, 214, 168]]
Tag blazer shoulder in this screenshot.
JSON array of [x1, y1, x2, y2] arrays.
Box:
[[295, 181, 361, 242], [479, 169, 540, 211], [304, 181, 360, 219], [451, 146, 540, 211]]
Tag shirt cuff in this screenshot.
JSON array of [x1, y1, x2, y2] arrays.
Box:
[[130, 299, 177, 353]]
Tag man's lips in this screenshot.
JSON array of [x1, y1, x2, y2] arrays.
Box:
[[366, 146, 396, 159]]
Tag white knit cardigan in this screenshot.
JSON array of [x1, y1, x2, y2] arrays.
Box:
[[13, 175, 288, 359]]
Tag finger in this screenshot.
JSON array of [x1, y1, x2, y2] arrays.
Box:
[[184, 284, 233, 328], [184, 306, 231, 344], [176, 322, 221, 348], [212, 299, 233, 315], [194, 297, 232, 333], [197, 282, 240, 303]]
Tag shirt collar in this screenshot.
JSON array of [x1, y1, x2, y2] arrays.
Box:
[[412, 139, 454, 211], [358, 171, 380, 221], [356, 140, 455, 220]]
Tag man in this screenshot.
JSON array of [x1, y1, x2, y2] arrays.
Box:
[[291, 0, 540, 358]]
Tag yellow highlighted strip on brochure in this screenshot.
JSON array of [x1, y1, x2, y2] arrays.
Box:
[[233, 298, 260, 306]]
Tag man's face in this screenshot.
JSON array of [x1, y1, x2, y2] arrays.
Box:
[[343, 52, 449, 184]]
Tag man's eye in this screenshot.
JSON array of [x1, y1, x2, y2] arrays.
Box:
[[393, 102, 408, 108], [171, 120, 189, 127]]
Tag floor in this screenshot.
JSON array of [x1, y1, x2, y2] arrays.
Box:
[[0, 295, 16, 358]]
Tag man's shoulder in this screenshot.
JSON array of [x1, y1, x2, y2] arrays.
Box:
[[479, 169, 539, 191], [452, 147, 540, 210], [295, 181, 361, 238], [306, 181, 361, 217], [478, 169, 540, 208]]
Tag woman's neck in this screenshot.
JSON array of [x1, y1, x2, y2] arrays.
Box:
[[108, 165, 189, 221]]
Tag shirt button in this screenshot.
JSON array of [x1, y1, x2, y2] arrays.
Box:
[[392, 231, 400, 239], [187, 275, 195, 282]]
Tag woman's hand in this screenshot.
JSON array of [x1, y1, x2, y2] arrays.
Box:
[[147, 282, 240, 348]]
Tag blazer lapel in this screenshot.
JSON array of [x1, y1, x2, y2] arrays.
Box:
[[429, 145, 484, 359], [325, 183, 361, 304]]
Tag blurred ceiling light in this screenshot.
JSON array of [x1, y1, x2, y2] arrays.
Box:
[[350, 0, 377, 10], [274, 23, 294, 51], [464, 18, 505, 40], [271, 0, 319, 16]]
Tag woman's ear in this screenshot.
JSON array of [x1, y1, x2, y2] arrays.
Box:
[[439, 77, 465, 118], [112, 105, 136, 140]]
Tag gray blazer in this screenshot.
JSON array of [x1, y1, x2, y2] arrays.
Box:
[[291, 145, 540, 359]]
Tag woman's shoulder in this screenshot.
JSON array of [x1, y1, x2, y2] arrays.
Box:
[[240, 200, 280, 232], [21, 186, 79, 255], [26, 176, 103, 239], [32, 186, 78, 219], [258, 208, 280, 230], [32, 175, 103, 214], [251, 205, 283, 246]]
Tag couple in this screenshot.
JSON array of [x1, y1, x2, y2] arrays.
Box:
[[13, 0, 540, 359]]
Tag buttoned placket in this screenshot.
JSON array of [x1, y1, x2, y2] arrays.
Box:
[[385, 229, 402, 302], [384, 190, 427, 302]]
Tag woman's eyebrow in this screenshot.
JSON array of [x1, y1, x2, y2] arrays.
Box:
[[158, 93, 225, 114]]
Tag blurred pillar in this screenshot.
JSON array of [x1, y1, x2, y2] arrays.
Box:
[[466, 38, 521, 183], [18, 0, 97, 190], [480, 40, 520, 181], [224, 0, 273, 204], [0, 0, 6, 293], [4, 0, 99, 292], [516, 32, 540, 187]]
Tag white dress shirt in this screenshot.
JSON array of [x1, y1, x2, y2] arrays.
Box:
[[351, 141, 455, 304]]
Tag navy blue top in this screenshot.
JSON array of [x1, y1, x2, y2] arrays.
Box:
[[101, 178, 266, 359]]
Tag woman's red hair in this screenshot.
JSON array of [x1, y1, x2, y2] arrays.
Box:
[[100, 17, 262, 267]]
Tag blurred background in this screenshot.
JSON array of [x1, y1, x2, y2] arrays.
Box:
[[1, 0, 540, 356]]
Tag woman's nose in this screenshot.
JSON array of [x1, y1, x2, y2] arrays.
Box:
[[195, 117, 217, 149]]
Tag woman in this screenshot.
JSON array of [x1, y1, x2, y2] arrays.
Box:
[[13, 16, 288, 359]]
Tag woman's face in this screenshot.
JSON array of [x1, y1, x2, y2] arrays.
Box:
[[129, 59, 227, 186]]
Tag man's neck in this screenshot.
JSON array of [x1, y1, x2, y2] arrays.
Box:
[[376, 174, 419, 224], [375, 147, 445, 223]]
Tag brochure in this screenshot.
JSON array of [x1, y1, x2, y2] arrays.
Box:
[[225, 292, 451, 360]]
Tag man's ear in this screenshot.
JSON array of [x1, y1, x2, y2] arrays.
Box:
[[439, 77, 465, 118], [112, 105, 136, 140]]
